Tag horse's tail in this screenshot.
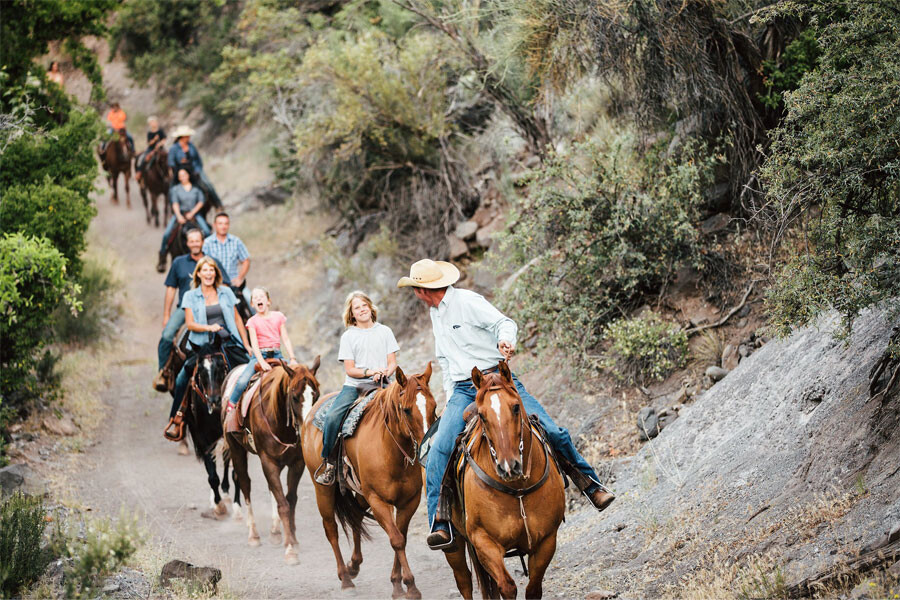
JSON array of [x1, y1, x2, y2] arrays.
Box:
[[333, 490, 373, 542], [467, 540, 498, 599]]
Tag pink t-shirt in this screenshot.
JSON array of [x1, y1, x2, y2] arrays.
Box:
[[247, 311, 286, 350]]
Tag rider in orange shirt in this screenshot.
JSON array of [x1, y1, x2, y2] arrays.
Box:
[[104, 102, 134, 154]]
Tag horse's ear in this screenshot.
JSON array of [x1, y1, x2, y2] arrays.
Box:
[[422, 361, 432, 383], [310, 355, 321, 376], [498, 361, 512, 383], [395, 366, 407, 387], [471, 366, 484, 390]]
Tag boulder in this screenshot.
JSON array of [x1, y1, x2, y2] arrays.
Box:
[[0, 463, 47, 497], [637, 407, 660, 441], [471, 205, 498, 227], [43, 415, 78, 436], [159, 560, 221, 592], [700, 213, 731, 235], [475, 216, 504, 249], [454, 220, 478, 241], [447, 235, 468, 260]]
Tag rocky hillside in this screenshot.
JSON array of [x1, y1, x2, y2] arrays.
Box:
[[547, 308, 900, 598]]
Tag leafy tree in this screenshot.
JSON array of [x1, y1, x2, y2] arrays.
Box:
[[0, 234, 80, 409], [760, 0, 900, 337], [497, 137, 718, 368]]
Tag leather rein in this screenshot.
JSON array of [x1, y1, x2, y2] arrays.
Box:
[[252, 363, 309, 456], [377, 381, 421, 467]]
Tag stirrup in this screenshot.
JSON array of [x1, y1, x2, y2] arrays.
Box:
[[426, 524, 455, 551], [315, 462, 336, 486], [164, 411, 185, 441]]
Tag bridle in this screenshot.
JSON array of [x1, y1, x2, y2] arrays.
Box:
[[190, 351, 227, 415], [254, 366, 316, 456], [380, 379, 427, 468]]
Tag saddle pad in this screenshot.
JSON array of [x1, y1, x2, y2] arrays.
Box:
[[311, 393, 376, 438], [223, 363, 264, 419]]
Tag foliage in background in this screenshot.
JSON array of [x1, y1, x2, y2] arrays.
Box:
[[0, 234, 80, 411], [760, 0, 900, 336], [758, 28, 820, 111], [50, 511, 143, 599], [52, 258, 122, 346], [0, 492, 48, 596], [497, 137, 717, 369], [0, 0, 116, 112], [601, 312, 689, 384], [111, 0, 241, 116]]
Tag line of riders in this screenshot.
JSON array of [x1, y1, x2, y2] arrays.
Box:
[[126, 104, 616, 597]]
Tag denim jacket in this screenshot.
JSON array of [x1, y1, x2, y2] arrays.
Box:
[[180, 286, 243, 349]]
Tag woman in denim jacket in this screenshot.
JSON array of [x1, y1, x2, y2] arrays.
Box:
[[169, 257, 252, 423]]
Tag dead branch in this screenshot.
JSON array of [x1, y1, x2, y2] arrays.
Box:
[[684, 282, 756, 335]]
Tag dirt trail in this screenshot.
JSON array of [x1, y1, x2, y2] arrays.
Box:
[[68, 197, 458, 598]]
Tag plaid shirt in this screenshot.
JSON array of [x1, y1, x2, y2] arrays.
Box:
[[202, 234, 250, 280]]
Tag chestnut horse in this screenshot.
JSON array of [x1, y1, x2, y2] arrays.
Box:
[[223, 357, 321, 564], [301, 364, 436, 598], [443, 363, 565, 599], [98, 129, 133, 206], [139, 144, 169, 227]]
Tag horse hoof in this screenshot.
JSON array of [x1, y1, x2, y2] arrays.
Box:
[[346, 563, 360, 578], [405, 589, 422, 600], [214, 501, 228, 517], [340, 579, 355, 590], [248, 536, 260, 547], [285, 552, 299, 566]]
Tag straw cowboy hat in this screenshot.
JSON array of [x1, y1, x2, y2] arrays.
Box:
[[397, 259, 460, 289], [171, 125, 196, 139]]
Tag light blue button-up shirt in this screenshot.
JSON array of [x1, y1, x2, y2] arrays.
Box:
[[429, 286, 518, 400], [180, 285, 243, 350]]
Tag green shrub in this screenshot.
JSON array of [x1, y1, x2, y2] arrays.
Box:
[[600, 312, 689, 385], [0, 181, 96, 277], [760, 0, 900, 336], [758, 28, 820, 111], [497, 136, 717, 369], [0, 492, 48, 597], [0, 234, 80, 410], [50, 511, 143, 599], [53, 257, 121, 345]]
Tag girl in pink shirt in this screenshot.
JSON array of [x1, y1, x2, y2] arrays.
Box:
[[225, 287, 299, 430]]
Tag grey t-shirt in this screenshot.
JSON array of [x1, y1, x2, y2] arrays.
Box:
[[171, 184, 204, 214], [338, 322, 400, 388]]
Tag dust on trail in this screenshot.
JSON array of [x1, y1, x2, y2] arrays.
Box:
[[69, 196, 458, 598]]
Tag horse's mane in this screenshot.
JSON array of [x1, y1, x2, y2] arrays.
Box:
[[478, 372, 519, 400], [371, 376, 420, 431]]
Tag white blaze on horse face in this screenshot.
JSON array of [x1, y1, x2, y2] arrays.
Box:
[[301, 384, 315, 419], [416, 392, 428, 433], [489, 393, 506, 443]]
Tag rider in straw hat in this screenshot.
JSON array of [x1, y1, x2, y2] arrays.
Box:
[[398, 259, 615, 550], [167, 125, 222, 210]]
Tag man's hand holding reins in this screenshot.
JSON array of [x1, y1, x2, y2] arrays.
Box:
[[498, 340, 516, 360]]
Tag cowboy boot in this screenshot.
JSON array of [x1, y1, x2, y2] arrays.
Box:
[[315, 443, 340, 486], [156, 251, 167, 273], [224, 403, 240, 434], [426, 522, 454, 550], [586, 488, 616, 512]]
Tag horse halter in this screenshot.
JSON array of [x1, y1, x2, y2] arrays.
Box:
[[190, 352, 227, 414], [477, 385, 528, 477]]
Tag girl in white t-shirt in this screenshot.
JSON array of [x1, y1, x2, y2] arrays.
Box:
[[315, 291, 399, 485]]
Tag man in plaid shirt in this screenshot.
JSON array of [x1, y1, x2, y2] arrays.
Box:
[[203, 212, 253, 311]]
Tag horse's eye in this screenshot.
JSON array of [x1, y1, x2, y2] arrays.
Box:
[[512, 404, 520, 415], [403, 408, 412, 416]]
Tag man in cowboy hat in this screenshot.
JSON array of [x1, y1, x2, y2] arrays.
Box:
[[167, 125, 222, 210], [398, 259, 615, 550]]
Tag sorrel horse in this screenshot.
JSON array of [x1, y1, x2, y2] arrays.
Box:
[[443, 363, 565, 599], [98, 129, 133, 206], [301, 364, 436, 598], [223, 357, 321, 564], [139, 144, 169, 227], [177, 341, 240, 518]]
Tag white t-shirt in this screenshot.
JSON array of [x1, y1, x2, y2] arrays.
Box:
[[338, 322, 400, 388]]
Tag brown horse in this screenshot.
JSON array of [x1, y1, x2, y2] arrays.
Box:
[[98, 129, 133, 206], [443, 362, 565, 599], [223, 357, 321, 564], [139, 144, 170, 227], [301, 364, 436, 598]]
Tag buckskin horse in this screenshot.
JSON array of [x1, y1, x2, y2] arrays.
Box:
[[98, 128, 133, 206], [301, 363, 436, 598], [441, 363, 565, 599], [138, 144, 169, 227], [223, 357, 321, 564], [165, 340, 239, 518]]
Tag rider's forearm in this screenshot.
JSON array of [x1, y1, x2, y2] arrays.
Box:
[[281, 331, 297, 362], [237, 259, 250, 282], [163, 287, 176, 323]]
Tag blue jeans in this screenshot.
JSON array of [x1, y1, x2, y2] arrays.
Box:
[[425, 375, 601, 531], [321, 385, 359, 459], [159, 215, 211, 252], [157, 309, 185, 370], [228, 349, 282, 407]]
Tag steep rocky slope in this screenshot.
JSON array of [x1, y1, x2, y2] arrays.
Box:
[[547, 308, 900, 597]]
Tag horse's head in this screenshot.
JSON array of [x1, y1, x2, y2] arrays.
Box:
[[392, 362, 436, 445], [193, 346, 228, 412], [283, 355, 321, 423], [472, 362, 527, 482]]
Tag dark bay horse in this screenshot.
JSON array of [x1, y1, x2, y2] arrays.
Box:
[[301, 363, 436, 598], [443, 363, 565, 599], [179, 342, 240, 518], [98, 129, 133, 206], [223, 357, 321, 564], [139, 144, 169, 227]]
